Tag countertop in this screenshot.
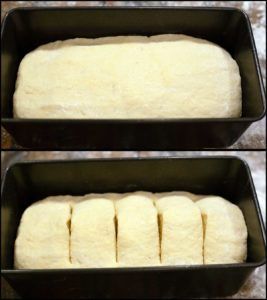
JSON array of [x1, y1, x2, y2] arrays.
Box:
[[1, 1, 266, 149], [1, 151, 266, 299]]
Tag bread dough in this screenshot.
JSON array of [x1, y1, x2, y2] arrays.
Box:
[[13, 34, 241, 119], [196, 196, 247, 264], [155, 195, 203, 265], [71, 196, 116, 268], [14, 196, 72, 269], [14, 192, 247, 269], [115, 193, 160, 266]]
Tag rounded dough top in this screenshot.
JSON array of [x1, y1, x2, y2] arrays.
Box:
[[115, 193, 155, 214]]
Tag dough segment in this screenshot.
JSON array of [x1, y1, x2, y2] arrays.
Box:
[[14, 196, 73, 269], [196, 196, 247, 264], [155, 195, 203, 265], [115, 192, 160, 266], [71, 195, 117, 267]]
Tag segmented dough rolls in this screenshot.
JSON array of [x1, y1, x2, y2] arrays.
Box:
[[14, 192, 247, 269]]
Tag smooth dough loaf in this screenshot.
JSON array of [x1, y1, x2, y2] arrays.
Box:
[[13, 34, 242, 119], [115, 193, 160, 266], [196, 196, 247, 264], [71, 196, 117, 268], [14, 196, 73, 269], [155, 195, 203, 265]]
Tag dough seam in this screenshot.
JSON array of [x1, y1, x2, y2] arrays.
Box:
[[158, 213, 163, 263], [152, 197, 162, 264], [114, 214, 118, 264], [68, 205, 72, 264], [201, 212, 207, 264]]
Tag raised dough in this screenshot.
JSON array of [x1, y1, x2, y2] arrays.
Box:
[[196, 196, 247, 264], [14, 196, 72, 269], [115, 193, 160, 266], [13, 34, 242, 119], [14, 192, 247, 269], [155, 195, 203, 265], [71, 196, 116, 268]]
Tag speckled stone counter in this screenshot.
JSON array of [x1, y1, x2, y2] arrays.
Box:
[[1, 1, 266, 149], [1, 151, 266, 299]]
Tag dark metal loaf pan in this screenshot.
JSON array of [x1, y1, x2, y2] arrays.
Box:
[[1, 7, 266, 150], [1, 157, 266, 299]]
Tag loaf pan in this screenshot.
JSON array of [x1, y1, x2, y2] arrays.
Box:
[[1, 157, 266, 299], [1, 7, 266, 150]]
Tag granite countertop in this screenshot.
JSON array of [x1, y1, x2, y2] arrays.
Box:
[[1, 151, 266, 299], [1, 1, 266, 149]]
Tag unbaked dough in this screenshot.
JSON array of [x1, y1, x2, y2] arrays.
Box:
[[14, 196, 73, 269], [13, 34, 242, 119], [115, 193, 160, 266], [71, 196, 116, 267], [196, 196, 247, 264], [155, 195, 203, 265], [14, 192, 247, 269]]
